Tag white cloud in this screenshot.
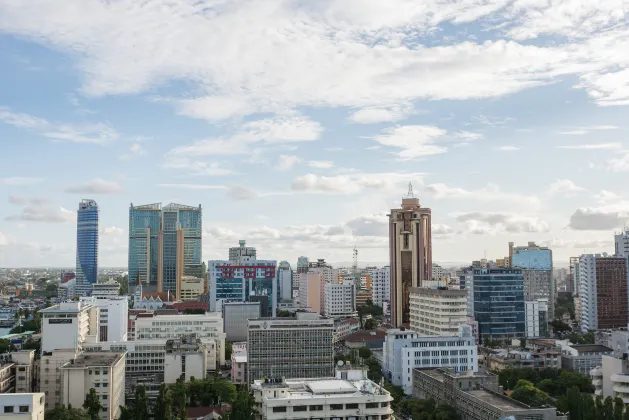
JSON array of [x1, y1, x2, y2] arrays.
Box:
[[227, 185, 258, 200], [0, 177, 42, 186], [557, 130, 588, 135], [607, 151, 629, 172], [455, 212, 550, 234], [371, 125, 447, 160], [497, 145, 519, 151], [119, 143, 146, 160], [348, 104, 414, 124], [594, 189, 621, 203], [307, 160, 334, 169], [163, 158, 233, 176], [64, 178, 124, 194], [292, 172, 423, 194], [5, 205, 75, 224], [277, 155, 302, 171], [158, 184, 226, 190], [568, 202, 629, 230], [547, 179, 585, 197], [558, 143, 622, 150], [0, 107, 118, 144], [0, 231, 13, 247], [424, 183, 539, 207], [102, 226, 124, 235]]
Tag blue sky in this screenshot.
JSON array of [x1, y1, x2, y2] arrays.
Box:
[[1, 0, 629, 268]]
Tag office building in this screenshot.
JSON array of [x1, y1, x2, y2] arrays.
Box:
[[464, 267, 525, 341], [323, 280, 356, 318], [525, 299, 549, 338], [277, 261, 293, 301], [40, 349, 81, 409], [615, 228, 629, 259], [164, 335, 208, 383], [40, 301, 100, 353], [298, 273, 323, 314], [128, 203, 202, 297], [366, 266, 390, 307], [75, 199, 99, 296], [251, 366, 393, 420], [12, 350, 36, 393], [209, 240, 277, 316], [60, 352, 126, 420], [383, 325, 477, 395], [179, 276, 204, 300], [296, 256, 309, 274], [510, 242, 554, 318], [562, 344, 613, 376], [0, 393, 45, 420], [577, 254, 629, 332], [248, 313, 334, 383], [223, 302, 261, 342], [91, 280, 121, 298], [569, 256, 579, 295], [413, 368, 566, 420], [389, 184, 432, 327], [409, 287, 468, 336], [591, 355, 629, 402]]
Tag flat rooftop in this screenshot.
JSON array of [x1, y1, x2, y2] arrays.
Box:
[[468, 389, 532, 411], [254, 378, 386, 399], [570, 344, 613, 353], [63, 352, 125, 368]]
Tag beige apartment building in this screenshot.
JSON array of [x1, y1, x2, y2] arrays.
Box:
[[409, 287, 468, 336]]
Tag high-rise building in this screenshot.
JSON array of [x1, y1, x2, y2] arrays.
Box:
[[389, 183, 432, 327], [277, 261, 293, 301], [323, 280, 356, 318], [510, 242, 554, 317], [615, 228, 629, 259], [128, 203, 202, 297], [525, 299, 549, 338], [229, 240, 257, 262], [299, 273, 324, 313], [223, 302, 261, 342], [367, 266, 390, 306], [75, 199, 99, 296], [296, 256, 309, 274], [464, 267, 525, 341], [577, 254, 628, 332], [409, 287, 468, 336]]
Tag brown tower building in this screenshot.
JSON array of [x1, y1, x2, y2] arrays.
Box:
[[389, 183, 432, 327]]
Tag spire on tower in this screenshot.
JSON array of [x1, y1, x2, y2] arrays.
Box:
[[406, 181, 415, 198]]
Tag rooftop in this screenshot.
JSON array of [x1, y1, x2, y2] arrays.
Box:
[[62, 352, 125, 368], [569, 344, 613, 354], [468, 389, 530, 411], [253, 377, 389, 400]]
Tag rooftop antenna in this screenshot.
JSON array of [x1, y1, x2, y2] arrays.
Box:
[[353, 246, 359, 286], [406, 181, 414, 198]]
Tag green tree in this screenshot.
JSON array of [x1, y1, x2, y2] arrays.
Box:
[[117, 406, 133, 420], [134, 385, 149, 420], [276, 310, 291, 317], [229, 390, 253, 420], [614, 397, 625, 420], [510, 380, 554, 408], [225, 341, 233, 361], [83, 388, 102, 420], [358, 346, 372, 360], [0, 339, 14, 353], [519, 338, 527, 349], [45, 405, 91, 420], [153, 383, 173, 420], [182, 308, 206, 314], [364, 318, 376, 330], [171, 379, 188, 420]]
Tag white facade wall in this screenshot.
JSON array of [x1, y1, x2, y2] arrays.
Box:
[[324, 281, 356, 318], [41, 301, 99, 353], [615, 229, 629, 259], [409, 287, 468, 336], [81, 296, 128, 343], [525, 299, 548, 338], [0, 393, 44, 420], [164, 350, 207, 383], [432, 264, 446, 279], [367, 266, 390, 307], [277, 262, 293, 301], [39, 350, 80, 409], [578, 255, 598, 332]]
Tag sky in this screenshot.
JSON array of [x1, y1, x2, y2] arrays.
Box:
[[1, 0, 629, 268]]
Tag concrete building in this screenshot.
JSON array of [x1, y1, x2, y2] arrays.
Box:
[[366, 266, 390, 307], [277, 261, 293, 302], [11, 350, 36, 394], [577, 254, 629, 332], [323, 280, 356, 318], [223, 302, 260, 342], [511, 242, 554, 318], [231, 343, 247, 385], [298, 273, 323, 314], [333, 318, 359, 344], [164, 335, 208, 383], [229, 240, 256, 263], [247, 313, 334, 383], [40, 349, 81, 409], [0, 362, 15, 394], [383, 325, 477, 395], [251, 366, 393, 420], [561, 344, 613, 375], [432, 264, 446, 279], [41, 301, 100, 353], [525, 299, 549, 338], [179, 276, 204, 301], [80, 294, 128, 343], [389, 184, 432, 327], [413, 368, 566, 420], [591, 355, 629, 402], [486, 349, 561, 371], [409, 287, 468, 336], [355, 290, 372, 308], [0, 393, 45, 420], [60, 352, 126, 420], [615, 228, 629, 259], [91, 280, 121, 298]]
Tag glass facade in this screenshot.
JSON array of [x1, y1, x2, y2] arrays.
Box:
[[76, 200, 99, 291], [210, 261, 277, 315], [467, 268, 525, 341], [128, 204, 161, 287], [512, 249, 552, 270]]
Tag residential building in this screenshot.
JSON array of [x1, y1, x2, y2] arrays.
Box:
[[179, 276, 204, 301], [486, 349, 561, 371], [296, 256, 309, 274], [81, 294, 128, 343], [298, 273, 323, 314], [231, 343, 247, 385], [511, 242, 555, 317], [12, 350, 36, 393], [333, 318, 359, 344], [223, 302, 260, 342], [247, 313, 334, 383], [432, 264, 446, 279], [164, 335, 208, 383], [578, 254, 629, 332], [0, 362, 15, 393], [413, 368, 566, 420], [355, 290, 372, 308], [615, 228, 629, 259], [383, 325, 477, 395], [39, 349, 81, 409], [60, 352, 126, 420], [277, 261, 293, 301], [323, 281, 356, 318], [40, 301, 100, 353], [344, 329, 387, 352], [464, 267, 525, 341], [128, 203, 203, 297], [525, 299, 549, 338], [0, 393, 45, 420], [209, 241, 277, 316], [366, 266, 390, 307], [251, 366, 393, 420], [75, 199, 99, 296], [91, 280, 121, 298], [561, 344, 613, 375], [591, 355, 629, 402], [409, 287, 467, 336], [389, 184, 432, 327]]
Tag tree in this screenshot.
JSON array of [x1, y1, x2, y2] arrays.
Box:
[[183, 308, 206, 314], [83, 388, 102, 420], [0, 339, 14, 353], [45, 405, 91, 420], [519, 338, 527, 349], [172, 379, 188, 420], [358, 346, 372, 360], [153, 383, 173, 420], [134, 385, 149, 420], [229, 390, 253, 420], [510, 380, 554, 408], [364, 318, 376, 330], [614, 397, 625, 420], [225, 341, 233, 361], [276, 310, 291, 317], [117, 406, 133, 420]]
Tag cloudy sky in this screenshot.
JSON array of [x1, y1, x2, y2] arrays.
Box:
[[1, 0, 629, 268]]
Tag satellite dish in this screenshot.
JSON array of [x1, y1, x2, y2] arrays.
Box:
[[337, 360, 344, 367]]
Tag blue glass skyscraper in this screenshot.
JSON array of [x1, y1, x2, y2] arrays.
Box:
[[75, 199, 99, 295]]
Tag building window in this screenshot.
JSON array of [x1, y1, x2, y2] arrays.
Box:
[[293, 406, 307, 412], [330, 404, 343, 410], [4, 407, 14, 413], [366, 403, 379, 409], [345, 404, 359, 409], [309, 405, 323, 411], [272, 407, 286, 413], [19, 406, 29, 413]]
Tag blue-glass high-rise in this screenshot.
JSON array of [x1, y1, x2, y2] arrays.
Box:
[[76, 199, 99, 295], [465, 267, 525, 342], [129, 203, 162, 288]]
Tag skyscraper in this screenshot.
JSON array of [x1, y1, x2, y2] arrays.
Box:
[[75, 199, 99, 296], [389, 183, 432, 327], [128, 203, 202, 297], [510, 242, 554, 318], [615, 228, 629, 259]]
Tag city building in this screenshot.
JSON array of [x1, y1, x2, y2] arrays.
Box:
[[231, 343, 247, 385], [209, 241, 277, 316], [464, 267, 525, 341], [57, 279, 76, 301], [251, 365, 393, 420], [40, 349, 81, 409], [333, 318, 359, 344], [355, 290, 372, 308], [277, 261, 293, 302], [247, 313, 334, 383], [366, 266, 390, 307], [485, 349, 561, 371], [323, 280, 356, 318], [591, 355, 629, 402], [413, 368, 566, 420], [128, 203, 202, 297], [179, 276, 204, 301], [569, 256, 579, 296], [510, 242, 555, 318], [164, 335, 208, 383], [409, 287, 468, 336], [615, 228, 629, 259], [40, 301, 100, 353], [223, 302, 261, 342], [0, 361, 15, 393], [298, 273, 323, 314], [91, 280, 121, 298], [75, 199, 99, 296], [561, 344, 613, 375], [60, 352, 126, 420], [577, 254, 629, 332], [389, 184, 432, 327], [383, 325, 477, 395], [0, 393, 45, 420], [432, 264, 446, 279], [296, 256, 309, 274], [525, 299, 549, 338], [81, 289, 128, 343]]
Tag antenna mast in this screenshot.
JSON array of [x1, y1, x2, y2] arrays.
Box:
[[353, 246, 359, 288]]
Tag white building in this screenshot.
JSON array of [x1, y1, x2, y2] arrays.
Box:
[[324, 280, 356, 318], [525, 299, 549, 338], [91, 280, 122, 298], [409, 287, 468, 336], [61, 352, 126, 420], [40, 349, 81, 409], [40, 301, 100, 353], [432, 264, 447, 279], [383, 325, 478, 395], [615, 228, 629, 259], [81, 295, 128, 343], [251, 366, 393, 420], [277, 261, 293, 301], [591, 355, 629, 402], [12, 350, 36, 394], [164, 335, 208, 383], [57, 279, 76, 301], [366, 266, 390, 307], [0, 393, 45, 420]]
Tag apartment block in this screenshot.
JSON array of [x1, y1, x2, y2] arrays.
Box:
[[323, 281, 356, 318], [409, 287, 468, 336], [0, 393, 45, 420], [366, 266, 390, 307]]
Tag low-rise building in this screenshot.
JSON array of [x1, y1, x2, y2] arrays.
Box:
[[333, 318, 359, 344], [251, 366, 393, 420], [486, 349, 561, 371], [179, 276, 205, 301], [231, 344, 247, 385], [164, 335, 207, 383], [0, 393, 45, 420], [561, 344, 613, 376]]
